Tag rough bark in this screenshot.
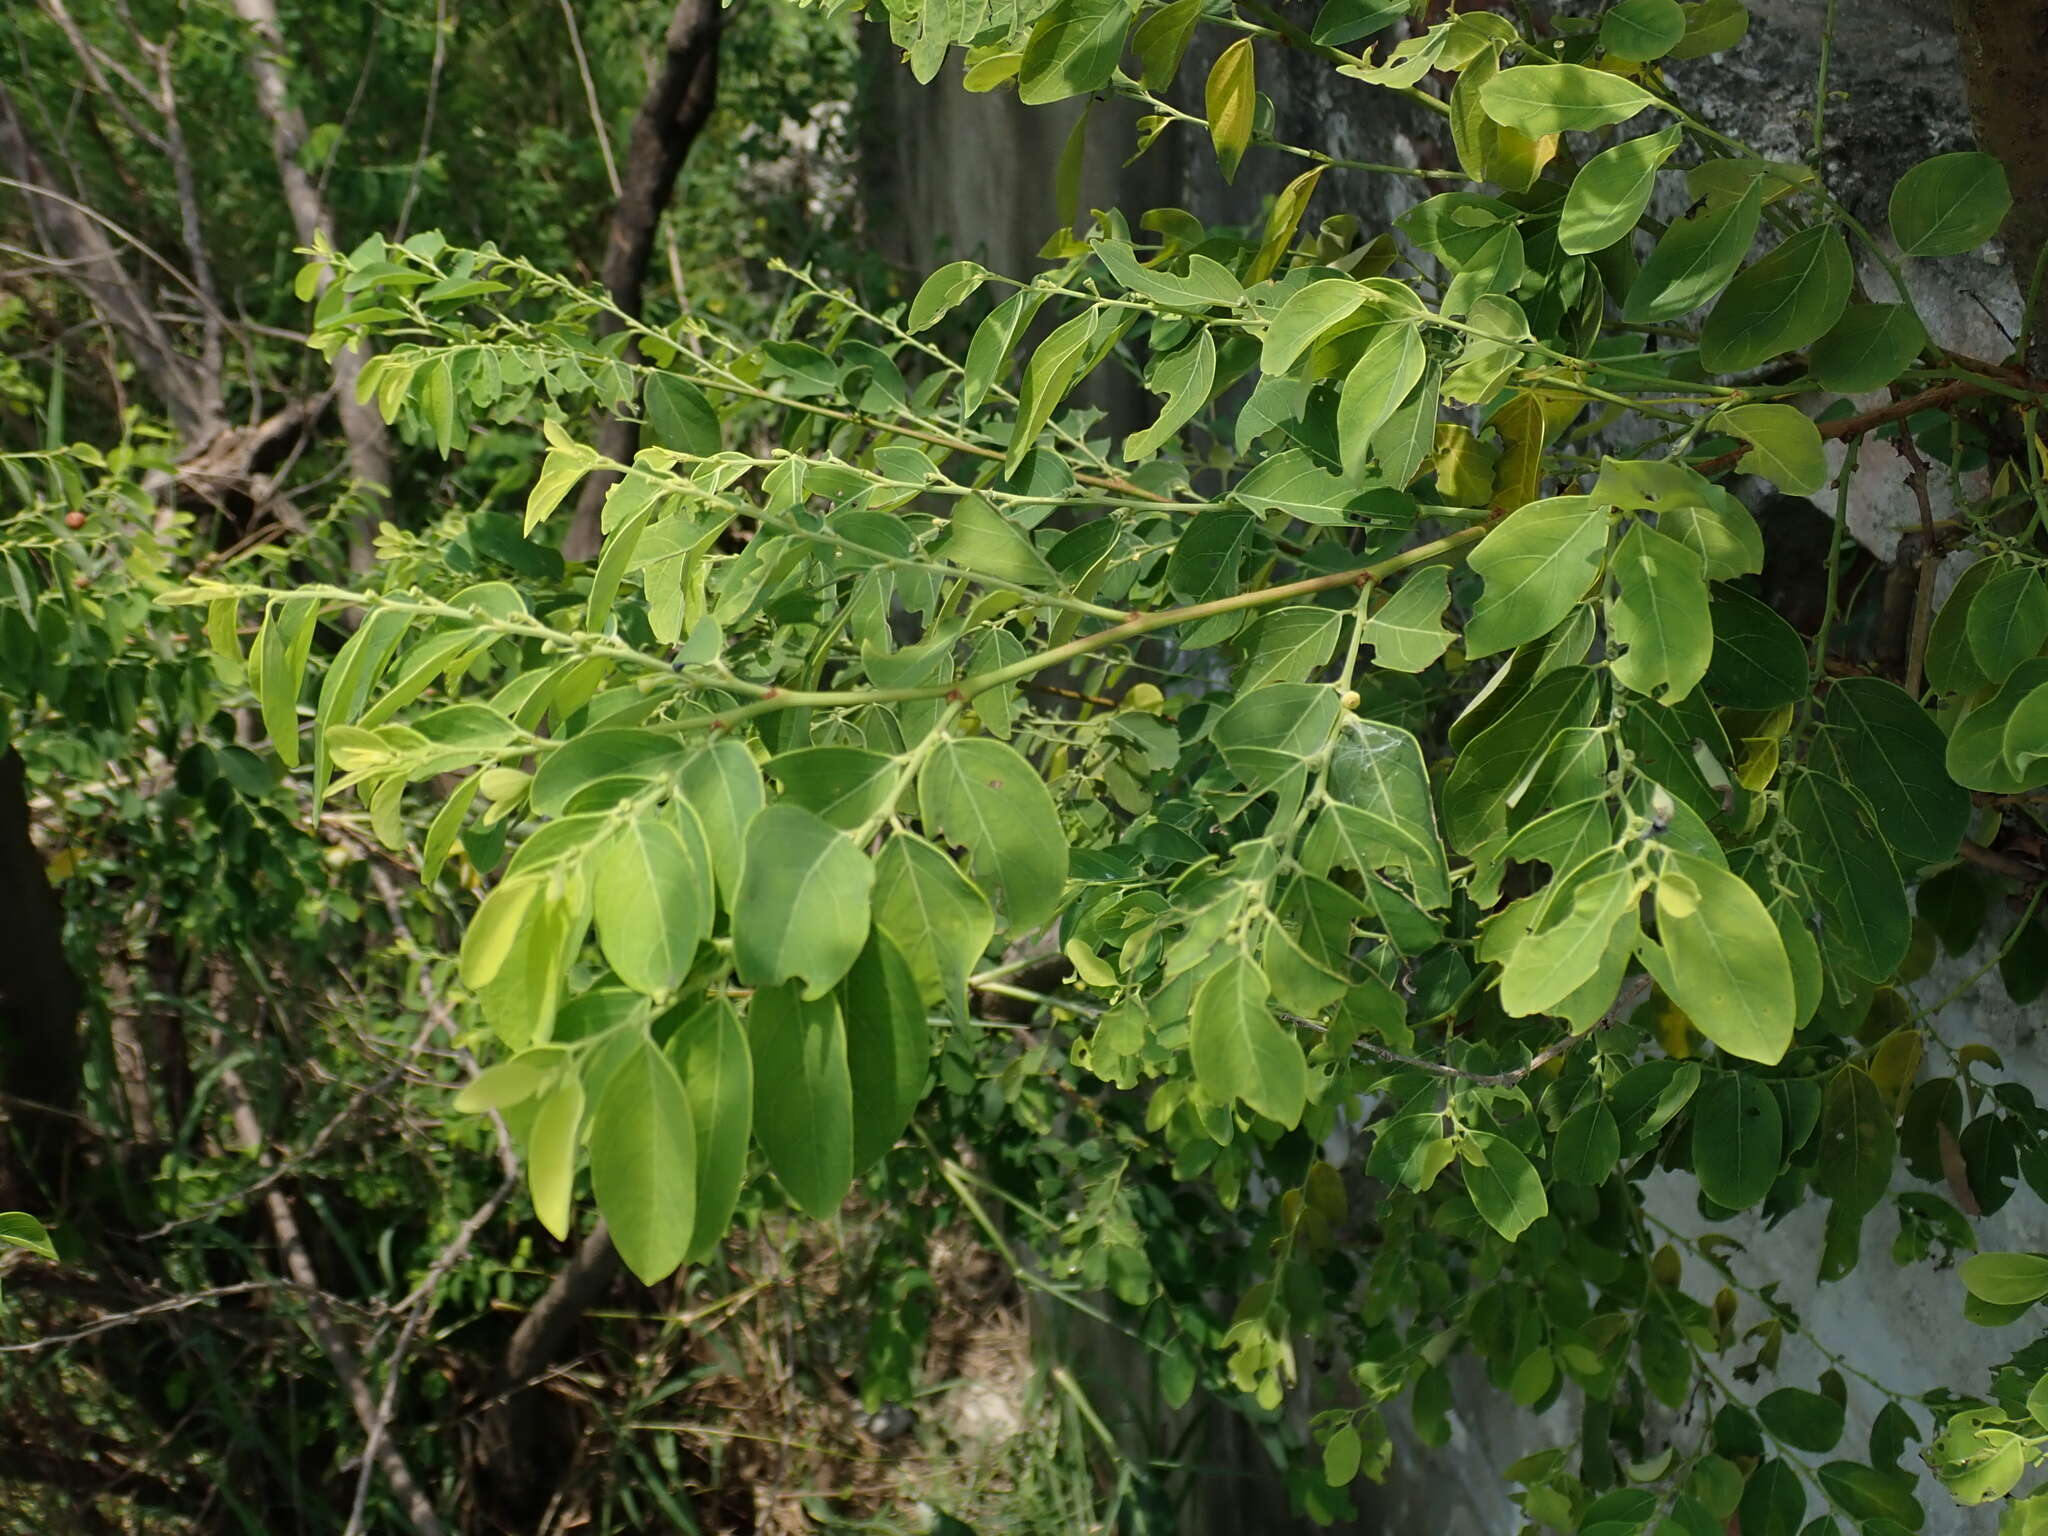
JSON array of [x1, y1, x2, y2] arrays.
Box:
[[472, 1222, 621, 1527], [562, 0, 723, 561], [226, 0, 393, 532], [0, 747, 85, 1214], [1951, 0, 2048, 370]]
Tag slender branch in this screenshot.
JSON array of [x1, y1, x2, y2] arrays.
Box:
[[1894, 419, 1940, 697]]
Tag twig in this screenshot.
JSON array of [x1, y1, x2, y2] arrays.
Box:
[[557, 0, 621, 198], [0, 1280, 287, 1353], [1894, 422, 1940, 697]]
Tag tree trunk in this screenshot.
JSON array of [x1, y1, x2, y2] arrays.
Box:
[[562, 0, 724, 561], [1951, 0, 2048, 371], [0, 747, 84, 1213]]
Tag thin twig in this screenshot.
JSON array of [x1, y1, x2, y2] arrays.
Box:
[[557, 0, 621, 198], [0, 1280, 288, 1353], [1894, 423, 1940, 698]]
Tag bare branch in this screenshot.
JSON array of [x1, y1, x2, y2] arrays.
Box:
[[562, 0, 723, 560]]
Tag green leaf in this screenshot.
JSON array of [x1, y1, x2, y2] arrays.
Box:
[[1311, 0, 1406, 47], [1006, 310, 1099, 476], [1261, 280, 1368, 378], [1190, 953, 1307, 1127], [1654, 853, 1794, 1064], [1553, 1102, 1621, 1185], [749, 983, 854, 1218], [1890, 151, 2012, 257], [1019, 0, 1137, 105], [1601, 0, 1686, 61], [1808, 303, 1926, 393], [1693, 1073, 1783, 1210], [907, 261, 988, 333], [531, 728, 685, 818], [1229, 451, 1376, 526], [681, 740, 765, 904], [1959, 1252, 2048, 1307], [1704, 588, 1807, 707], [1712, 403, 1827, 494], [917, 738, 1068, 932], [1814, 1064, 1896, 1218], [590, 1040, 697, 1284], [732, 804, 873, 999], [1822, 677, 1969, 870], [1460, 1131, 1548, 1241], [1699, 225, 1852, 374], [1739, 1459, 1807, 1536], [1359, 567, 1453, 673], [1239, 606, 1345, 689], [662, 999, 752, 1262], [643, 373, 721, 456], [594, 815, 711, 994], [1465, 495, 1610, 658], [2006, 682, 2048, 779], [1496, 854, 1639, 1018], [1478, 63, 1654, 135], [1967, 566, 2048, 685], [1559, 124, 1684, 255], [1926, 556, 1999, 693], [841, 932, 929, 1174], [1666, 0, 1749, 58], [1125, 330, 1216, 461], [1757, 1388, 1845, 1454], [941, 496, 1058, 588], [962, 290, 1048, 417], [1787, 772, 1910, 984], [1338, 324, 1426, 479], [455, 1050, 559, 1114], [872, 833, 994, 1019], [1949, 660, 2048, 793], [1132, 0, 1202, 87], [1205, 38, 1256, 183], [1608, 521, 1712, 703], [1624, 178, 1762, 323], [527, 1075, 584, 1241], [0, 1212, 55, 1261], [460, 873, 545, 992]]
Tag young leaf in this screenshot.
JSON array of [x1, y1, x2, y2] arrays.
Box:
[[527, 1075, 585, 1241], [749, 983, 855, 1218], [1206, 39, 1256, 183], [1890, 151, 2012, 257], [917, 738, 1068, 932], [1653, 853, 1794, 1064], [1132, 0, 1201, 89], [590, 1040, 697, 1284], [907, 261, 988, 333], [1960, 1252, 2048, 1307], [1190, 953, 1307, 1128], [0, 1212, 54, 1261]]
